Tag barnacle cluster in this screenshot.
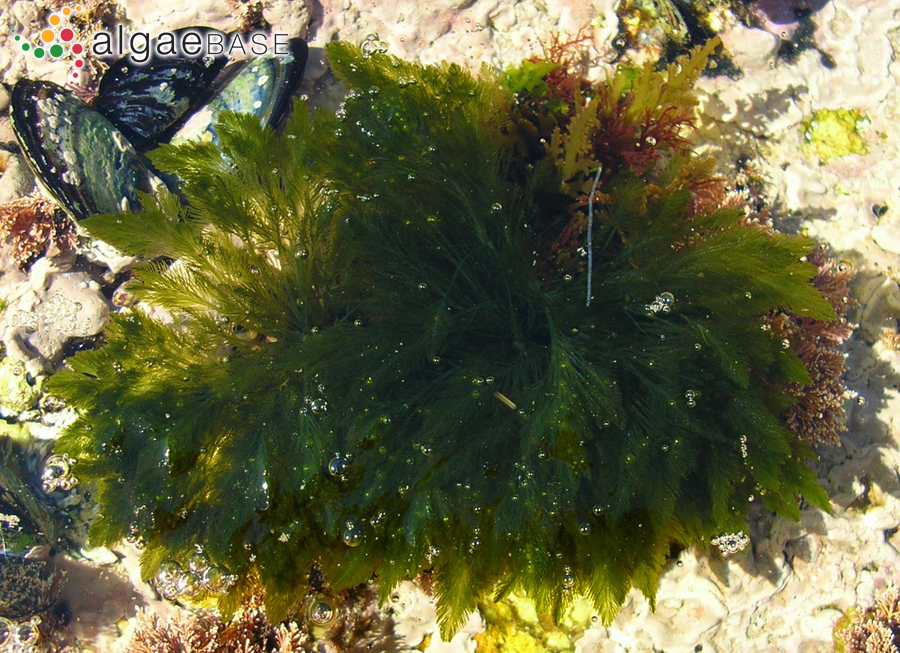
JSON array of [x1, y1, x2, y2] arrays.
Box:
[[49, 38, 850, 635]]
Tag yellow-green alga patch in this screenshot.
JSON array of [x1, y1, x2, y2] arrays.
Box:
[[0, 357, 42, 415], [802, 108, 870, 164], [475, 592, 596, 652]]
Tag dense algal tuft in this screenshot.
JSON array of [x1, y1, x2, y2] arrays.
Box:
[[49, 39, 845, 635]]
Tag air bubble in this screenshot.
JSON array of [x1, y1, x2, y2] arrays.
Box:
[[177, 571, 202, 598], [342, 519, 362, 546], [42, 454, 77, 492], [646, 292, 675, 315], [14, 619, 40, 646], [305, 593, 339, 629], [562, 566, 575, 589], [579, 522, 591, 535], [309, 397, 328, 414], [328, 455, 349, 477], [203, 565, 236, 593], [685, 389, 698, 408], [156, 560, 184, 600], [188, 550, 210, 573]]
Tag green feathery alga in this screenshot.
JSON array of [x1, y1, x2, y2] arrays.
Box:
[[49, 39, 837, 635]]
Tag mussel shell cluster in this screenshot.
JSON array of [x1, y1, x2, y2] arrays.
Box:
[[10, 29, 308, 222]]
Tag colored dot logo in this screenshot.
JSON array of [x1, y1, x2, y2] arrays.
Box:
[[14, 6, 86, 79]]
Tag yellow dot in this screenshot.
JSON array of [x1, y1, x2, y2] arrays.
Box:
[[63, 7, 71, 14], [41, 29, 55, 42]]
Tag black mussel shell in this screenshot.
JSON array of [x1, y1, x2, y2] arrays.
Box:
[[94, 27, 231, 150], [170, 37, 308, 145], [11, 79, 166, 221]]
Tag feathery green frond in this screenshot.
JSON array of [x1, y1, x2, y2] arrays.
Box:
[[49, 39, 839, 635]]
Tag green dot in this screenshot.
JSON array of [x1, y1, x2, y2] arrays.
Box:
[[22, 43, 30, 51], [34, 48, 45, 58], [14, 35, 20, 41], [50, 44, 63, 57]]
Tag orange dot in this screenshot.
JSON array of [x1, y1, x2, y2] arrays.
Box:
[[49, 15, 60, 25], [63, 7, 71, 14], [41, 29, 55, 42], [75, 5, 82, 9]]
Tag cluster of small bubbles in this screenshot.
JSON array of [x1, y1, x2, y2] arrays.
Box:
[[739, 434, 749, 459], [562, 566, 575, 589], [155, 556, 235, 601], [307, 397, 328, 414], [125, 524, 144, 549], [327, 454, 349, 478], [684, 389, 698, 408], [304, 593, 339, 633], [711, 532, 749, 556], [342, 519, 362, 546], [361, 34, 389, 57], [41, 454, 77, 492], [645, 291, 675, 315], [0, 615, 41, 651]]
